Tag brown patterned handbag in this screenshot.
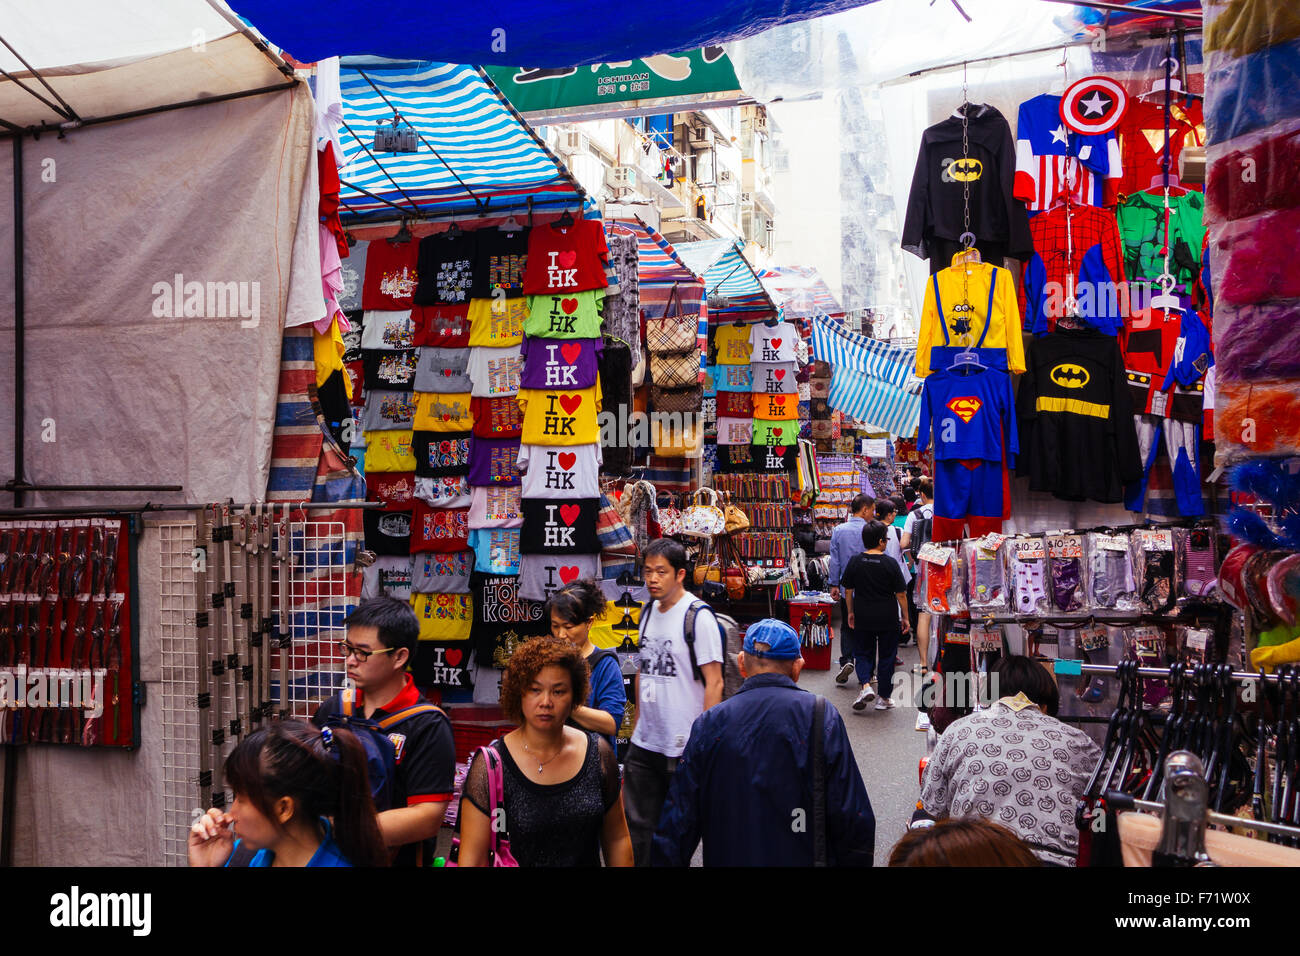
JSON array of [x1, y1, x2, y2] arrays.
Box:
[[644, 284, 699, 354], [650, 384, 703, 414], [649, 351, 701, 388]]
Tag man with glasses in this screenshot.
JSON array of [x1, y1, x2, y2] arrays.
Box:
[[312, 596, 456, 866]]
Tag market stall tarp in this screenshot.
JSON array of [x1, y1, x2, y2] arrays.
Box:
[[609, 217, 706, 325], [811, 317, 920, 439], [229, 0, 880, 69], [760, 265, 844, 318], [336, 60, 586, 222], [674, 237, 775, 315]]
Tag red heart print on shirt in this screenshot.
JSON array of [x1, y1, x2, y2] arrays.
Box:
[[557, 452, 576, 470], [443, 369, 452, 376], [770, 339, 782, 349], [561, 343, 581, 365], [559, 250, 577, 269], [774, 368, 786, 380], [772, 427, 783, 437], [559, 394, 582, 415], [446, 648, 463, 666], [559, 504, 580, 526], [561, 298, 578, 315], [559, 565, 580, 584]]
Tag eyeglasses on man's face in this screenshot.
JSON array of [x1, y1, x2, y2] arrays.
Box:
[[337, 640, 396, 663]]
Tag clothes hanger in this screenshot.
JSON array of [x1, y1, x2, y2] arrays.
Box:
[[763, 315, 780, 327], [615, 609, 637, 632], [498, 214, 524, 233], [1149, 274, 1181, 313], [948, 348, 986, 373], [616, 568, 643, 587], [444, 220, 464, 239], [388, 218, 413, 245], [552, 208, 576, 229]]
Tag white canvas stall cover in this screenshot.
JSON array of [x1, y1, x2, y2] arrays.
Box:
[[0, 82, 320, 864]]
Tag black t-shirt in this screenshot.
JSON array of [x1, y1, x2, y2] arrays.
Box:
[[713, 444, 800, 474], [412, 430, 472, 478], [469, 571, 548, 667], [362, 348, 419, 392], [841, 552, 906, 633], [364, 508, 413, 556], [414, 231, 479, 305], [519, 498, 601, 555], [471, 228, 530, 298], [311, 681, 456, 867]]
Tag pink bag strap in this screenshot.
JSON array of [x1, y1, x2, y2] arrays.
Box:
[[477, 744, 507, 861]]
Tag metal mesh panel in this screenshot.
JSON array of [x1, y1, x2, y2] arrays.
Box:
[[158, 521, 199, 867]]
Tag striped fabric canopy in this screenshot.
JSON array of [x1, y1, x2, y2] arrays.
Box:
[[609, 218, 697, 285], [760, 266, 844, 319], [674, 238, 775, 315], [336, 61, 586, 222], [811, 317, 921, 439]]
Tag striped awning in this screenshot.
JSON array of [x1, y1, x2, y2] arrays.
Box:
[[336, 61, 586, 223], [609, 218, 697, 285], [760, 266, 844, 320], [811, 317, 921, 439], [674, 238, 775, 315]]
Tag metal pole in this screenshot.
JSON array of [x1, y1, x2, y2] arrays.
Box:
[[1060, 661, 1281, 685], [2, 483, 184, 493], [0, 501, 386, 517]]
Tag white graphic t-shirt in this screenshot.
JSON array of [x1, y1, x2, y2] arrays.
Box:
[[517, 443, 601, 499], [631, 595, 723, 758], [748, 322, 797, 365]]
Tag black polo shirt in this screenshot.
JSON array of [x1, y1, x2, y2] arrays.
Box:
[[312, 674, 456, 867]]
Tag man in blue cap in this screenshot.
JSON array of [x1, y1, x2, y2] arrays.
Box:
[[650, 619, 876, 866]]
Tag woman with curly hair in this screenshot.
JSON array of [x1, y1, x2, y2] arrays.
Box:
[[546, 579, 627, 750], [455, 637, 633, 866]]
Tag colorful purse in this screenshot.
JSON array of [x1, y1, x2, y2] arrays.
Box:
[[681, 488, 726, 538], [649, 351, 701, 389], [644, 284, 699, 354], [657, 493, 683, 536]]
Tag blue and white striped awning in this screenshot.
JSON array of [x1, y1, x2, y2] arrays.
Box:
[[674, 238, 775, 315], [336, 61, 586, 223], [609, 218, 698, 285], [812, 317, 921, 439]]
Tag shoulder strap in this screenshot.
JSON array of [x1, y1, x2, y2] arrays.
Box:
[[376, 702, 446, 731], [683, 600, 713, 683], [341, 687, 355, 718], [482, 745, 506, 864], [977, 266, 998, 349], [637, 599, 654, 641], [812, 696, 827, 868], [932, 274, 950, 345]]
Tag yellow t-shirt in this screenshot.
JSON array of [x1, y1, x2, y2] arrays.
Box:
[[590, 603, 641, 649], [409, 592, 473, 641], [516, 382, 603, 446], [467, 297, 526, 347], [915, 261, 1026, 378], [364, 430, 416, 472], [713, 324, 753, 365], [413, 391, 474, 431], [312, 317, 348, 395], [752, 392, 798, 420]]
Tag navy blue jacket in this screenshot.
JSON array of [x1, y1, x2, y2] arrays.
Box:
[[650, 673, 875, 866]]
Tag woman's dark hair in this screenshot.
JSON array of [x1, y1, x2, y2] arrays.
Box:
[[545, 578, 607, 628], [890, 496, 906, 514], [889, 819, 1041, 867], [903, 488, 918, 506], [344, 596, 419, 656], [226, 719, 388, 867], [499, 637, 591, 723], [992, 655, 1061, 716], [861, 519, 888, 551], [874, 499, 897, 521], [644, 537, 688, 574]]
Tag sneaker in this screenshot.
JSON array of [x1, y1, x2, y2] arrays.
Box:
[[835, 661, 856, 685], [851, 685, 877, 712], [895, 656, 906, 668], [915, 711, 932, 731], [875, 697, 896, 711]]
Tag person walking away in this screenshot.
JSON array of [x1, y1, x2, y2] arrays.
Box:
[[623, 538, 724, 866], [875, 499, 912, 660], [651, 619, 875, 866], [546, 579, 627, 751], [841, 520, 910, 713], [829, 494, 874, 686], [900, 479, 935, 672]]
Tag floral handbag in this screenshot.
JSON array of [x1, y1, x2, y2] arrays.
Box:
[[644, 284, 699, 354], [657, 492, 683, 536], [681, 488, 726, 538]]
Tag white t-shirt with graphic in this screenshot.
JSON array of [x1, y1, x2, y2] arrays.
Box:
[[748, 321, 797, 365], [631, 595, 723, 758], [517, 443, 601, 499]]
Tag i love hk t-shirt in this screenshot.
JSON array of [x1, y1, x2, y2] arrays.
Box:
[[750, 362, 799, 395], [713, 324, 754, 365], [517, 444, 601, 499], [516, 383, 603, 446], [517, 553, 601, 603], [748, 322, 798, 364], [413, 391, 474, 432], [519, 498, 601, 555], [520, 337, 602, 390], [362, 239, 419, 310], [522, 219, 609, 295], [467, 298, 526, 347], [524, 290, 605, 340], [752, 418, 798, 447], [753, 392, 799, 420]]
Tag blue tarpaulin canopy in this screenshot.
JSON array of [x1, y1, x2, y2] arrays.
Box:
[[230, 0, 877, 69]]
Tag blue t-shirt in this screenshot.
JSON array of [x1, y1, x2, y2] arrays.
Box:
[[226, 824, 352, 868], [585, 649, 627, 752]]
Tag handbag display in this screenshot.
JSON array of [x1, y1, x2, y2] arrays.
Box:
[[693, 539, 723, 586], [653, 418, 705, 457], [448, 745, 519, 867], [721, 491, 751, 534], [649, 351, 701, 389], [657, 493, 683, 536], [681, 488, 726, 538], [644, 284, 700, 354], [650, 383, 703, 414]]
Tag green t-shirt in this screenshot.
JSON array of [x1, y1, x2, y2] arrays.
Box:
[[751, 418, 798, 447], [1115, 190, 1204, 290], [524, 289, 605, 339]]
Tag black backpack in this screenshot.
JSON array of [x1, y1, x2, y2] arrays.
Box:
[[320, 688, 445, 812], [639, 599, 744, 700], [906, 505, 934, 566]]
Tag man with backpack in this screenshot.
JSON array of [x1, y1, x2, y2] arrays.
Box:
[[624, 538, 725, 866], [900, 477, 935, 679], [312, 597, 456, 867], [650, 619, 875, 866]]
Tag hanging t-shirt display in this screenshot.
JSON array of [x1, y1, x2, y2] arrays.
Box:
[[915, 262, 1027, 377], [414, 475, 473, 508], [1020, 203, 1127, 336], [1013, 92, 1122, 212], [410, 593, 473, 642], [411, 640, 473, 688], [715, 364, 754, 393], [519, 499, 601, 555], [365, 471, 417, 511], [412, 303, 470, 348], [716, 417, 754, 445], [410, 550, 474, 595], [523, 290, 605, 339], [520, 337, 602, 390], [364, 430, 417, 473], [468, 527, 522, 576], [716, 391, 753, 419], [752, 419, 798, 447], [413, 347, 472, 393], [362, 390, 417, 431], [467, 297, 527, 348], [467, 345, 522, 398], [471, 396, 524, 439], [361, 554, 413, 601], [410, 502, 470, 553], [517, 553, 601, 603], [917, 366, 1018, 465], [716, 443, 801, 475], [753, 392, 799, 420], [517, 443, 602, 499], [750, 363, 798, 395], [338, 243, 367, 313], [360, 310, 415, 350], [1115, 191, 1205, 291], [748, 323, 798, 364], [521, 218, 609, 294], [713, 324, 754, 365], [412, 430, 471, 478], [362, 239, 419, 311], [364, 509, 413, 556], [414, 231, 477, 305], [517, 384, 602, 446], [468, 435, 523, 486], [471, 227, 529, 298], [363, 349, 419, 391], [413, 391, 473, 432], [469, 484, 524, 528], [470, 572, 548, 668]]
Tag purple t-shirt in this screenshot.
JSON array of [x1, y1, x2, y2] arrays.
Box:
[[520, 337, 603, 390], [467, 436, 522, 486]]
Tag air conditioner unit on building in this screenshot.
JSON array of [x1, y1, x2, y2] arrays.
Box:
[[558, 130, 590, 155], [605, 165, 637, 190], [688, 126, 712, 148], [739, 191, 752, 203]]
